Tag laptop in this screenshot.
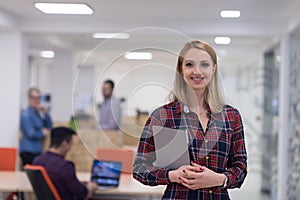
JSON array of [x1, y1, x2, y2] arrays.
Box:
[[90, 160, 122, 189]]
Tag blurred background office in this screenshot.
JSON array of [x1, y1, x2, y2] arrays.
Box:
[[0, 1, 300, 200]]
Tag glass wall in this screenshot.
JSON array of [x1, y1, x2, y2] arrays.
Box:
[[288, 28, 300, 200], [263, 27, 300, 200], [262, 45, 280, 199]]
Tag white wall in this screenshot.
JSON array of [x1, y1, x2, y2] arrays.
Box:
[[49, 50, 74, 122], [93, 62, 175, 117], [90, 50, 177, 117], [0, 31, 27, 147], [30, 50, 75, 122]]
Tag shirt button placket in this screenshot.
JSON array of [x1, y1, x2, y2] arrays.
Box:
[[209, 189, 213, 200], [204, 138, 209, 165]]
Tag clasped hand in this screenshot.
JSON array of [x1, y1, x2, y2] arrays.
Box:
[[169, 162, 225, 190]]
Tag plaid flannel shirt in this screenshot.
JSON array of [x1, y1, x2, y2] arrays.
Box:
[[133, 99, 247, 200]]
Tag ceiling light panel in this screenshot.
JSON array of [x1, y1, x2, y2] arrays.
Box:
[[124, 52, 153, 60], [92, 33, 130, 39], [40, 51, 55, 58], [34, 3, 93, 15], [220, 10, 241, 18], [214, 37, 231, 45]]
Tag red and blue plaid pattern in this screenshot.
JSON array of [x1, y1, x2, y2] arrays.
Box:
[[133, 99, 247, 200]]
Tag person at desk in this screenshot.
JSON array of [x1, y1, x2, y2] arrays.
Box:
[[98, 79, 122, 130], [33, 127, 97, 200], [20, 87, 52, 166], [133, 40, 247, 199]]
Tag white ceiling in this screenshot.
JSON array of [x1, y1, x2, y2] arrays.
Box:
[[1, 0, 300, 72]]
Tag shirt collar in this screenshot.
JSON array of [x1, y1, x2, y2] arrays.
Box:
[[47, 151, 64, 158], [173, 99, 212, 117], [28, 106, 40, 115], [174, 99, 191, 115], [174, 99, 184, 115], [104, 96, 115, 103]]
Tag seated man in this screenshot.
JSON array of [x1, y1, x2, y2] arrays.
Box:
[[33, 127, 97, 200]]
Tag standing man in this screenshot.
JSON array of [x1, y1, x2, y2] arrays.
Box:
[[20, 87, 52, 166], [33, 127, 97, 200], [98, 79, 122, 130]]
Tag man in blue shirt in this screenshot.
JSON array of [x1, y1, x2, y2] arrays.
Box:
[[33, 127, 97, 200], [98, 80, 122, 130], [20, 87, 52, 166]]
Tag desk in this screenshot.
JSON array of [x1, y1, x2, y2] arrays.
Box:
[[0, 171, 165, 198], [78, 172, 166, 198], [0, 171, 32, 192]]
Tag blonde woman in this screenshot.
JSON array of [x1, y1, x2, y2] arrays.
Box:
[[133, 40, 247, 199]]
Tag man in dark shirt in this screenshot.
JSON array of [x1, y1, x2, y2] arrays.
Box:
[[33, 127, 97, 200]]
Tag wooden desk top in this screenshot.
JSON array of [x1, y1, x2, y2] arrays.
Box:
[[78, 172, 166, 195], [0, 171, 166, 196], [0, 171, 32, 192]]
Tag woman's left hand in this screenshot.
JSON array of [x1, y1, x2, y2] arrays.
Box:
[[179, 162, 226, 190]]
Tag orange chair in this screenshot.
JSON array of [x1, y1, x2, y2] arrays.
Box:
[[0, 147, 17, 171], [24, 165, 61, 200], [0, 147, 17, 200], [96, 148, 134, 174]]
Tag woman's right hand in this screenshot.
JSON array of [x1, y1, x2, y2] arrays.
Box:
[[168, 164, 203, 184]]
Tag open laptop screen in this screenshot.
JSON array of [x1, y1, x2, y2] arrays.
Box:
[[90, 160, 122, 187]]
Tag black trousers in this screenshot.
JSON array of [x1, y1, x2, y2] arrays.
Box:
[[18, 152, 40, 200], [20, 152, 40, 167]]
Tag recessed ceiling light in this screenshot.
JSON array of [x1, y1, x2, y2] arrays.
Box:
[[124, 52, 153, 60], [34, 3, 93, 15], [220, 10, 241, 18], [92, 33, 130, 39], [214, 37, 231, 45], [40, 51, 55, 58]]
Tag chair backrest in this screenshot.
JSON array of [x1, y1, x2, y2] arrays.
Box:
[[0, 147, 17, 171], [24, 164, 61, 200], [96, 148, 134, 174]]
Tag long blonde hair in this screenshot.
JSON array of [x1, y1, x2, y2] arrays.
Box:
[[169, 40, 225, 113]]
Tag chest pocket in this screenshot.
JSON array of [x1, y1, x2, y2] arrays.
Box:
[[190, 115, 233, 169], [209, 119, 232, 153]]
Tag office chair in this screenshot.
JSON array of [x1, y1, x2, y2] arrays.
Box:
[[24, 165, 61, 200], [0, 147, 17, 200], [96, 148, 134, 174], [0, 147, 17, 171]]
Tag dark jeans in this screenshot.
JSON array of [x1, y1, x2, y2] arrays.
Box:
[[20, 152, 40, 167]]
